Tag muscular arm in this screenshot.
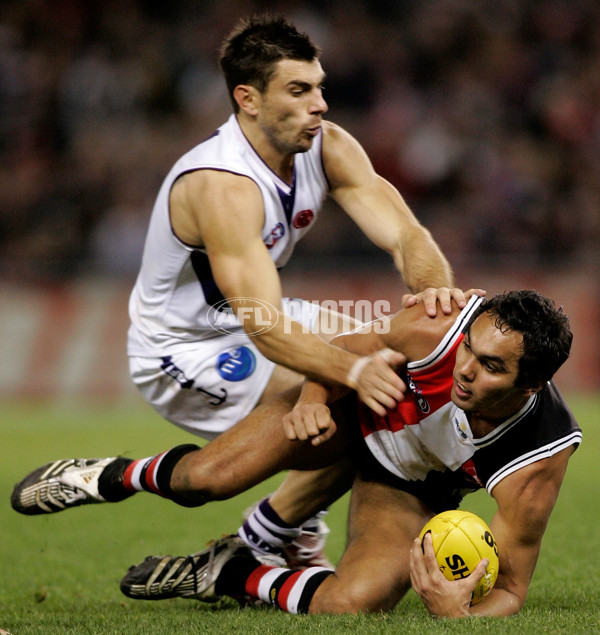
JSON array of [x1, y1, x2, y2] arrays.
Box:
[[411, 446, 574, 618], [170, 169, 404, 413], [471, 447, 574, 616], [322, 122, 454, 294]]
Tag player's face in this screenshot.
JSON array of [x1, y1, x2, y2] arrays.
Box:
[[451, 313, 532, 420], [257, 58, 328, 155]]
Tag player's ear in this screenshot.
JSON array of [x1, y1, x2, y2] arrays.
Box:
[[523, 382, 544, 397], [233, 84, 260, 116]]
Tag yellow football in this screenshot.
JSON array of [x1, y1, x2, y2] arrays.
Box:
[[419, 509, 499, 605]]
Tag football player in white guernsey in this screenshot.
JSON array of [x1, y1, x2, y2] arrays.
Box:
[[12, 15, 480, 571], [114, 290, 579, 618]]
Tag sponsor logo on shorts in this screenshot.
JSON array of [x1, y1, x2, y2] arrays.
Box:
[[217, 346, 257, 382], [160, 356, 228, 405]]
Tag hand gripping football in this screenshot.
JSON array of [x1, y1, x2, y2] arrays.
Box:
[[419, 509, 499, 604]]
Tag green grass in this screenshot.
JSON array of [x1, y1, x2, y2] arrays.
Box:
[[1, 394, 599, 633]]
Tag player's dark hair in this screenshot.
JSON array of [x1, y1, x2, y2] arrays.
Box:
[[467, 290, 572, 388], [219, 14, 321, 112]]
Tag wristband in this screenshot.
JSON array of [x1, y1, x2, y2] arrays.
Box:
[[346, 348, 396, 390], [346, 356, 371, 390], [377, 347, 395, 363]]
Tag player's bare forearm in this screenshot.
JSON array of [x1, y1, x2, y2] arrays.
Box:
[[296, 378, 336, 406], [252, 314, 359, 384], [326, 152, 455, 308], [296, 375, 348, 409], [208, 237, 371, 392], [323, 125, 453, 293], [392, 222, 454, 294], [481, 449, 573, 616], [252, 315, 405, 416], [283, 375, 338, 444]]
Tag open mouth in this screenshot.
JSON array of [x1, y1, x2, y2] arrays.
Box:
[[454, 379, 472, 399]]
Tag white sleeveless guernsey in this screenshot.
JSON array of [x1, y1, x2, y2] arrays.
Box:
[[128, 114, 328, 358]]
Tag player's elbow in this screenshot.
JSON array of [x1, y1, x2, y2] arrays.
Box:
[[497, 590, 527, 617], [473, 585, 528, 617]]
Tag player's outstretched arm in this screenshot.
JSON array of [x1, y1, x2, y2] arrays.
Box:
[[410, 447, 573, 618], [283, 302, 454, 445], [174, 168, 405, 414], [322, 122, 455, 306]]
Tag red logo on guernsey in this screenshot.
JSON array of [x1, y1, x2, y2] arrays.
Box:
[[292, 209, 314, 228]]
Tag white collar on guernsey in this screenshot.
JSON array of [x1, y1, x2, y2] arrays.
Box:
[[469, 392, 539, 448], [410, 392, 538, 472], [446, 392, 538, 452]]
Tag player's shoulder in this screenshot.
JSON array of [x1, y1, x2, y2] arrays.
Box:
[[321, 120, 372, 188], [382, 303, 463, 361], [321, 120, 360, 149], [172, 166, 259, 205], [169, 167, 263, 246], [321, 119, 345, 136]]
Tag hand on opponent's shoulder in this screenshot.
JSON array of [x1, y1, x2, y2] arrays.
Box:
[[402, 287, 486, 317], [383, 288, 484, 362], [332, 287, 484, 364]]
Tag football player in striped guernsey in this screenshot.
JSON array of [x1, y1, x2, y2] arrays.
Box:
[[118, 290, 580, 618]]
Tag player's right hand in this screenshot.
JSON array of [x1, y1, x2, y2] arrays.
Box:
[[410, 533, 487, 618], [351, 349, 406, 416]]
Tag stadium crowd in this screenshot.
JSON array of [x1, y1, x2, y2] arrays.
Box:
[[1, 0, 598, 282]]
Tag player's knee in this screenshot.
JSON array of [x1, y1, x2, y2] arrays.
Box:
[[310, 590, 390, 615], [176, 452, 243, 503], [310, 576, 407, 614]]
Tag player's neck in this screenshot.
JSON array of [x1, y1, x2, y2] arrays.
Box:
[[467, 415, 501, 438], [467, 395, 531, 438], [237, 117, 295, 184]]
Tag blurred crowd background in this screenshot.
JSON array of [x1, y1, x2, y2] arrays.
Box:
[[1, 0, 599, 283]]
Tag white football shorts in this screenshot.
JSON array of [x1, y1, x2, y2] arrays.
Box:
[[128, 298, 321, 441]]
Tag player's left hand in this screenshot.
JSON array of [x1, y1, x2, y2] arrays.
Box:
[[402, 287, 487, 317], [409, 533, 488, 618]]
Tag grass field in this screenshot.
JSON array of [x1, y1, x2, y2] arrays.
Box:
[[1, 394, 599, 634]]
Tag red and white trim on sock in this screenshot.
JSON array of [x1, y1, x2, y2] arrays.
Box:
[[122, 452, 168, 495], [245, 564, 333, 614]]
